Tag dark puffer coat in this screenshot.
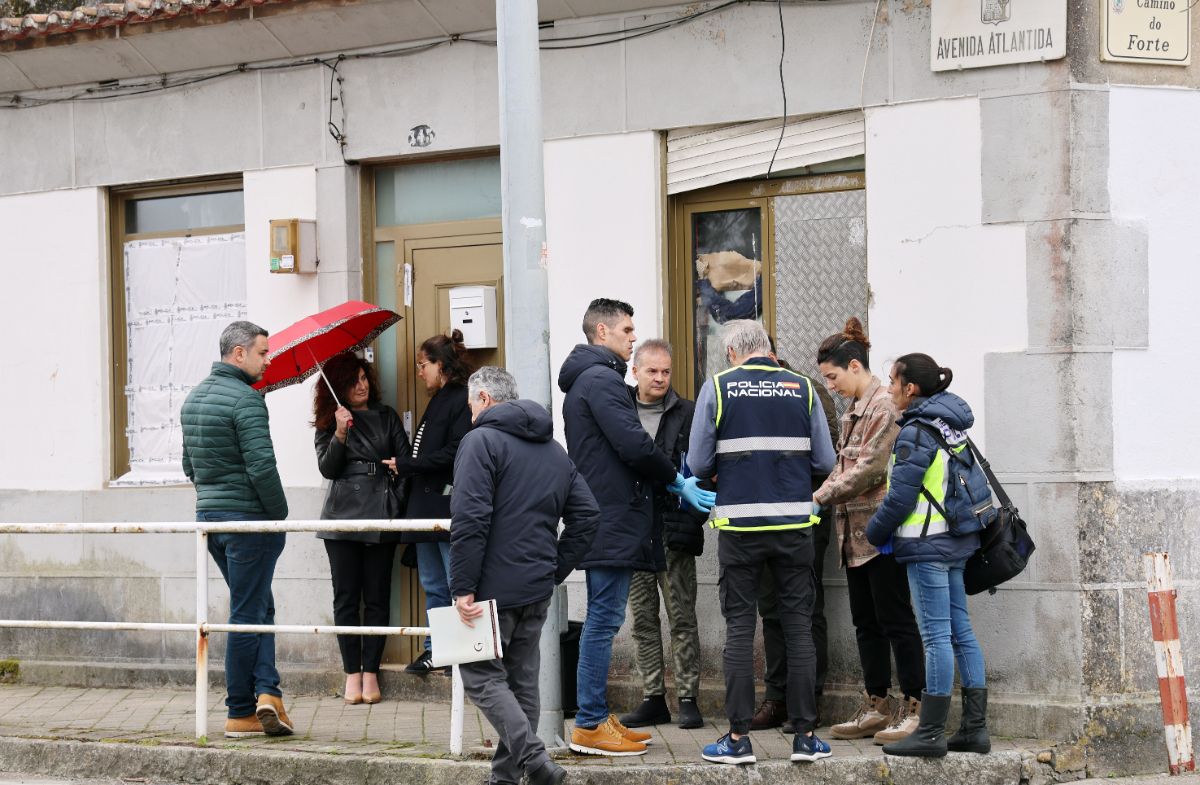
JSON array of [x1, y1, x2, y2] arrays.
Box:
[[449, 400, 601, 609], [558, 345, 677, 571], [181, 362, 287, 520], [866, 391, 988, 564]]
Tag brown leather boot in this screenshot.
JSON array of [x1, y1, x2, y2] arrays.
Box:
[[749, 698, 787, 731], [830, 691, 897, 739]]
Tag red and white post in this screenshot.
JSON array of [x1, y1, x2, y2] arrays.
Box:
[[1145, 552, 1194, 775]]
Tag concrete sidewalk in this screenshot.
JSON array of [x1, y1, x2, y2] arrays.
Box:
[[0, 684, 1071, 785]]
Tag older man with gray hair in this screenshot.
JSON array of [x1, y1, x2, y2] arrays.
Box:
[[450, 367, 601, 785], [687, 320, 836, 766]]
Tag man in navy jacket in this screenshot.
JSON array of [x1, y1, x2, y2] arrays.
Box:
[[557, 298, 713, 756], [451, 366, 600, 785]]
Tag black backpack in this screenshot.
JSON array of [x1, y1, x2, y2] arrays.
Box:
[[956, 434, 1036, 595]]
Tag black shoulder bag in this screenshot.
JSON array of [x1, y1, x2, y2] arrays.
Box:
[[961, 436, 1036, 595]]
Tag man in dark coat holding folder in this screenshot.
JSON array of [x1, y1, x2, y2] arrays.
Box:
[[450, 366, 601, 785]]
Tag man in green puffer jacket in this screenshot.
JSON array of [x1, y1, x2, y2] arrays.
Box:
[[182, 320, 292, 739]]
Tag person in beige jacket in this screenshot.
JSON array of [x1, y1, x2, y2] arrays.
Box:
[[811, 318, 925, 745]]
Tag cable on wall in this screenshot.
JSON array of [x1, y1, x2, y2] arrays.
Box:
[[765, 0, 787, 177]]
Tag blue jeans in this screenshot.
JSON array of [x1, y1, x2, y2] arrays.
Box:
[[417, 540, 451, 651], [906, 559, 986, 696], [200, 512, 286, 718], [575, 567, 632, 729]]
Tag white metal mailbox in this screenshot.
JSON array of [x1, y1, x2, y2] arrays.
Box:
[[449, 285, 498, 349]]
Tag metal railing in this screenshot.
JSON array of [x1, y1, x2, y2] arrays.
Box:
[[0, 519, 466, 751]]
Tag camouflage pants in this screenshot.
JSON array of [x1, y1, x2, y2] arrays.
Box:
[[628, 550, 700, 698]]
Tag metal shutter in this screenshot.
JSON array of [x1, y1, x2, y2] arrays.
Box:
[[666, 111, 865, 195]]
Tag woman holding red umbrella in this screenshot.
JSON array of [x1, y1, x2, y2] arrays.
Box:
[[312, 353, 411, 704], [393, 330, 473, 675]]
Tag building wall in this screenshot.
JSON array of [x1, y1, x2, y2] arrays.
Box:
[[0, 187, 108, 491], [544, 132, 664, 433], [865, 97, 1028, 452], [1108, 86, 1200, 481], [243, 166, 324, 489]]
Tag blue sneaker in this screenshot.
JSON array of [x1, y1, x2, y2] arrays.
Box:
[[791, 732, 832, 762], [702, 732, 756, 765]]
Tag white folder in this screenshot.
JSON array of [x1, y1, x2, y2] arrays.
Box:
[[427, 599, 504, 668]]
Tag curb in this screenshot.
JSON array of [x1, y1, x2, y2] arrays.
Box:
[[0, 735, 1040, 785]]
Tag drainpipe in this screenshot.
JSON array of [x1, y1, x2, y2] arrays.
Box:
[[496, 0, 563, 749]]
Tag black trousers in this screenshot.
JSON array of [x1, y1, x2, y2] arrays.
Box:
[[846, 551, 926, 699], [323, 539, 398, 674], [719, 529, 816, 735], [759, 507, 830, 702]]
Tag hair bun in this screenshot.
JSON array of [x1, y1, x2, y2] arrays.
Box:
[[450, 328, 465, 345], [842, 317, 871, 350]]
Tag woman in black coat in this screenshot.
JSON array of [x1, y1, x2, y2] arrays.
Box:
[[313, 353, 411, 704], [393, 329, 473, 674]]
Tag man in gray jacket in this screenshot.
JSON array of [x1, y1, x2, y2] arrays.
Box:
[[450, 367, 601, 785]]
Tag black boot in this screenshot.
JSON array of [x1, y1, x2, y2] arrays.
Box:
[[619, 694, 671, 728], [528, 760, 566, 785], [677, 697, 704, 729], [882, 691, 949, 758], [947, 687, 991, 753]]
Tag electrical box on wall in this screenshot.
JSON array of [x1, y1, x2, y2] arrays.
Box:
[[449, 285, 498, 349], [269, 219, 317, 274]]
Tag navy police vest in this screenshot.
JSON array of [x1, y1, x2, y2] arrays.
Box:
[[710, 359, 818, 532]]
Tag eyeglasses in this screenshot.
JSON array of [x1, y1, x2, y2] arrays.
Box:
[[416, 360, 431, 371]]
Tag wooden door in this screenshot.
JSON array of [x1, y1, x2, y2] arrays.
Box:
[[383, 233, 504, 665]]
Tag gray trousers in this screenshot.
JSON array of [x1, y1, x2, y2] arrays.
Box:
[[460, 598, 551, 785]]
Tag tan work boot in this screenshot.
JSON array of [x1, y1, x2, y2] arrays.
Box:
[[873, 695, 920, 745], [830, 691, 897, 740], [224, 713, 265, 737], [608, 713, 653, 745], [255, 693, 294, 736], [569, 717, 648, 756]]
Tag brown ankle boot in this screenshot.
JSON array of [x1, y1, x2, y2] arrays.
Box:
[[749, 698, 787, 730]]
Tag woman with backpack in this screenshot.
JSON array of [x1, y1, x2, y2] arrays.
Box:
[[866, 353, 994, 758]]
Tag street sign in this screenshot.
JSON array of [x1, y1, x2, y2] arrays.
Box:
[[931, 0, 1067, 72], [1101, 0, 1191, 66]]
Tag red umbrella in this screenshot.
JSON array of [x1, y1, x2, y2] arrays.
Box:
[[254, 300, 401, 398]]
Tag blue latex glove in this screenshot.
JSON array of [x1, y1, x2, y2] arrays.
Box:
[[666, 472, 686, 495], [876, 536, 894, 556], [679, 476, 716, 514], [812, 502, 823, 517]]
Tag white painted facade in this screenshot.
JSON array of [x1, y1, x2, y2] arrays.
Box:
[[864, 98, 1028, 453], [1108, 86, 1200, 481], [544, 132, 664, 428], [0, 187, 108, 490]]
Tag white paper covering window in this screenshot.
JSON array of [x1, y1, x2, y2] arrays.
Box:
[[113, 232, 247, 486]]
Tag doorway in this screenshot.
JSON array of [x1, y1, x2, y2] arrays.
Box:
[[372, 217, 505, 665]]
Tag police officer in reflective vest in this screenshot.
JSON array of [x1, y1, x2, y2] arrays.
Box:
[[688, 320, 836, 766]]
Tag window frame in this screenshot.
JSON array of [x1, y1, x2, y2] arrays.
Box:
[[108, 177, 245, 481], [665, 171, 867, 400]]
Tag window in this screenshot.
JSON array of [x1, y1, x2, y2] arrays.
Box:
[[109, 182, 246, 484], [667, 172, 867, 401]]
